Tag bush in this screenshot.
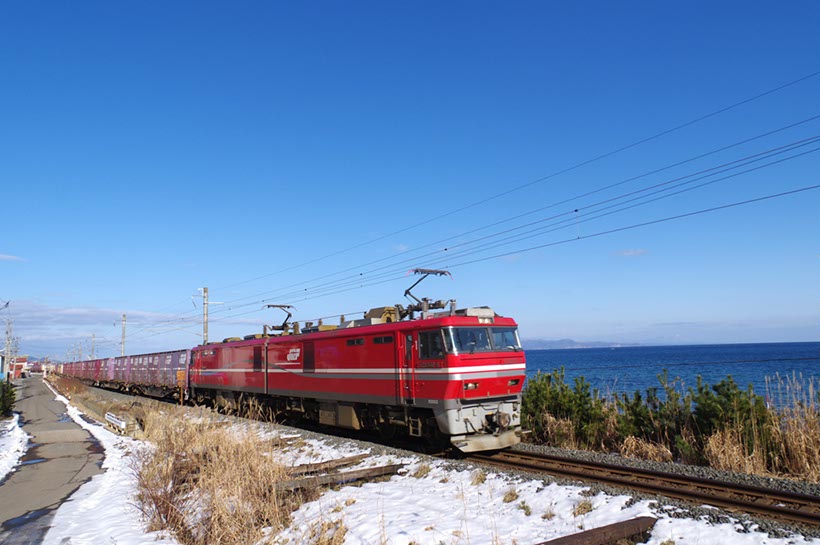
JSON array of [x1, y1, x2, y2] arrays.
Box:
[[0, 381, 15, 416], [521, 368, 820, 482], [521, 369, 616, 450]]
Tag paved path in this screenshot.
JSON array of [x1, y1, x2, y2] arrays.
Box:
[[0, 376, 104, 545]]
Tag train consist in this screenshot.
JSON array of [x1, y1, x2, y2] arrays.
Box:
[[59, 274, 526, 452]]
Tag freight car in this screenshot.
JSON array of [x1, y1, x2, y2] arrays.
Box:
[[60, 275, 526, 452], [60, 349, 190, 399]]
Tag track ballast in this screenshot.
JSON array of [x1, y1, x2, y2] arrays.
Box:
[[466, 449, 820, 527]]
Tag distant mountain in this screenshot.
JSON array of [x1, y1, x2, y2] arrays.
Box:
[[522, 338, 640, 350]]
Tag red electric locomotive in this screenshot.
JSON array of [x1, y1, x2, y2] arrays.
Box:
[[59, 271, 527, 452], [190, 304, 525, 451]]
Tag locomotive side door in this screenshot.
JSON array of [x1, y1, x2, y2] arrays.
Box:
[[401, 333, 416, 404]]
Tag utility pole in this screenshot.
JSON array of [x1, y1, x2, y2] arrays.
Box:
[[91, 333, 95, 360], [202, 287, 209, 344], [194, 287, 221, 345], [121, 314, 126, 357], [2, 320, 11, 382]]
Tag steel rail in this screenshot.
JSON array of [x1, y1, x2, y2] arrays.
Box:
[[466, 450, 820, 527]]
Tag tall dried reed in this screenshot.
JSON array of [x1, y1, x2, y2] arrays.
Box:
[[523, 368, 820, 482], [766, 373, 820, 481], [134, 407, 298, 545], [620, 436, 673, 463]]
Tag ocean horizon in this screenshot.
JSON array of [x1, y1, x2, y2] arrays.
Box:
[[524, 341, 819, 403]]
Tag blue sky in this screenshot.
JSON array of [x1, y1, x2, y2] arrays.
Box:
[[1, 1, 818, 358]]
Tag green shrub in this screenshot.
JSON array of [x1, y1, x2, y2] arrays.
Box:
[[0, 381, 15, 416], [522, 368, 613, 449], [521, 368, 805, 478]]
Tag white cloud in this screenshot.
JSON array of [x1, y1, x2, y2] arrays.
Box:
[[394, 244, 410, 253], [11, 299, 273, 358], [0, 254, 25, 262], [615, 248, 648, 257]]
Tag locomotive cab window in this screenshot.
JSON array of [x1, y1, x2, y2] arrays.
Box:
[[419, 330, 444, 359], [491, 327, 521, 351], [451, 327, 491, 354], [445, 326, 521, 354]]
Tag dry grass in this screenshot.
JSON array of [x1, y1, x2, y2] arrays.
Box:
[[48, 375, 148, 426], [778, 410, 820, 481], [502, 489, 519, 503], [307, 519, 348, 545], [48, 375, 88, 399], [412, 464, 432, 479], [525, 371, 820, 483], [133, 407, 303, 545], [572, 499, 593, 517], [704, 375, 820, 482], [620, 436, 673, 463], [539, 413, 578, 449], [767, 374, 820, 481], [471, 469, 487, 485], [704, 429, 768, 476]]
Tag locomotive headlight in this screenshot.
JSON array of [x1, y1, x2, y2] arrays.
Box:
[[507, 379, 520, 386], [464, 382, 479, 390]]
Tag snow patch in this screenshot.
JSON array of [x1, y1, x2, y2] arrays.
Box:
[[40, 387, 177, 545], [33, 384, 819, 545], [0, 413, 29, 481]]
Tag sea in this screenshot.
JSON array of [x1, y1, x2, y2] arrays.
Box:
[[524, 342, 820, 403]]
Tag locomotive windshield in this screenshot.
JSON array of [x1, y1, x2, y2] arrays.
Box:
[[444, 326, 521, 354]]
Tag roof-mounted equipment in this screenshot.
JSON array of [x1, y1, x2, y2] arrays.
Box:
[[262, 304, 296, 335], [396, 268, 454, 320]]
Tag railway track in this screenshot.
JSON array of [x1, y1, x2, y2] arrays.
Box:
[[466, 450, 820, 527], [69, 382, 820, 528]]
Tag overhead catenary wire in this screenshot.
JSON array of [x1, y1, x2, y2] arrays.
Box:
[[213, 73, 820, 292], [79, 75, 820, 353], [172, 139, 820, 323], [119, 108, 820, 337], [115, 183, 819, 346], [133, 146, 816, 340], [152, 125, 819, 329], [443, 184, 820, 269]]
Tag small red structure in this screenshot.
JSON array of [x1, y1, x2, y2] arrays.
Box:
[[9, 356, 28, 380]]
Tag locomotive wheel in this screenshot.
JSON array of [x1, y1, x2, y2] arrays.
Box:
[[378, 422, 398, 441]]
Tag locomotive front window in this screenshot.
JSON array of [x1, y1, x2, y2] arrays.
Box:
[[451, 327, 492, 354], [491, 327, 521, 351], [447, 327, 521, 353]]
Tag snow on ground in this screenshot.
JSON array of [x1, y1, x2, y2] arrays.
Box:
[[40, 387, 177, 545], [271, 456, 820, 545], [0, 413, 28, 481], [36, 391, 820, 545]]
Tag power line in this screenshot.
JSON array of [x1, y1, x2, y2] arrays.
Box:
[[119, 113, 820, 339], [180, 125, 818, 325], [79, 78, 820, 351], [417, 145, 820, 266], [214, 73, 820, 292], [123, 183, 819, 343], [191, 139, 819, 320], [445, 184, 820, 269]]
